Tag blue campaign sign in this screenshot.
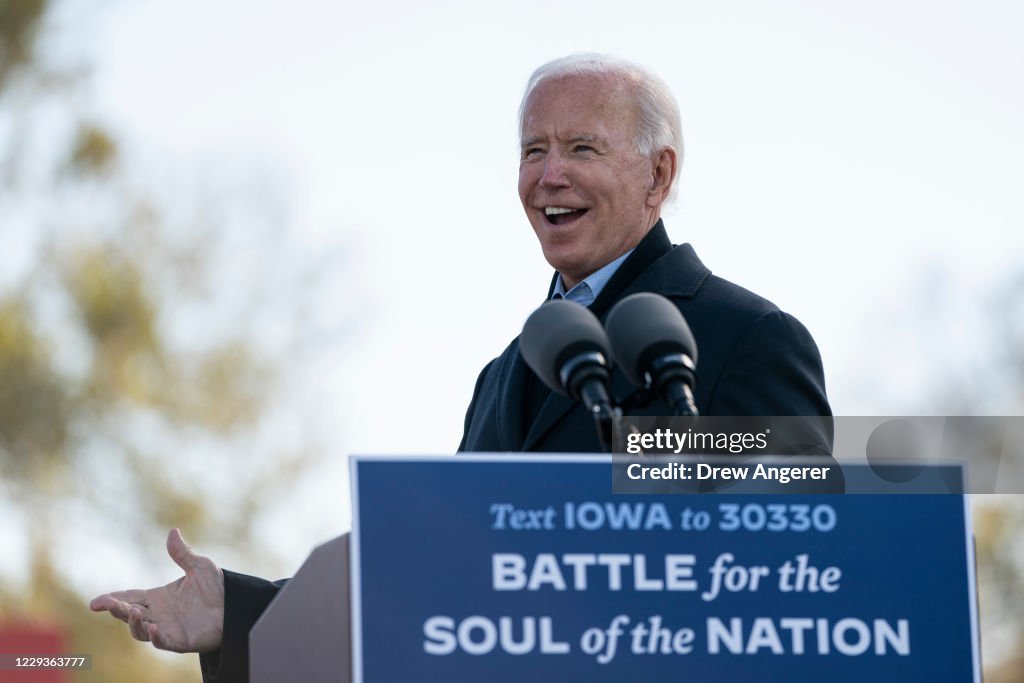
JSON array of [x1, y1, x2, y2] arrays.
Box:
[[349, 456, 980, 683]]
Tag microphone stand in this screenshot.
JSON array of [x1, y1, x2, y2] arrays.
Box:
[[647, 353, 699, 417], [561, 351, 621, 452]]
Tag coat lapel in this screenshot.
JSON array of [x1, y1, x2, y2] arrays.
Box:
[[520, 221, 709, 451], [495, 341, 530, 451]]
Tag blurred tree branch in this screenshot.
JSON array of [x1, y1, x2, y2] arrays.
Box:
[[1, 1, 348, 680], [0, 0, 46, 86]]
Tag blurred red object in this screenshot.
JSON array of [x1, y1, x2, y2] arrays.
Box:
[[0, 624, 67, 683]]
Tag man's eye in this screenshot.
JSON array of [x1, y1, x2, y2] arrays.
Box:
[[573, 145, 595, 153], [523, 148, 544, 159]]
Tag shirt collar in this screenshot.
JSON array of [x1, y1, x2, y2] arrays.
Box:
[[551, 249, 634, 307]]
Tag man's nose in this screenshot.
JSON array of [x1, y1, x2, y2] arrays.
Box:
[[539, 152, 571, 189]]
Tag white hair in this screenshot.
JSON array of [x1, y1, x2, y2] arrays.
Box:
[[518, 53, 684, 201]]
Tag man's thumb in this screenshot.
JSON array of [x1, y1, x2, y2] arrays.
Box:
[[167, 528, 199, 572]]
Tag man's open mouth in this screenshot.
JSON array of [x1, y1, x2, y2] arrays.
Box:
[[544, 206, 588, 226]]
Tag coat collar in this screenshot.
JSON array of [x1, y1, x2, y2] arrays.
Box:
[[521, 220, 710, 451]]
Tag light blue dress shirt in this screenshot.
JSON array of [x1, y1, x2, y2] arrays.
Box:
[[550, 249, 634, 307]]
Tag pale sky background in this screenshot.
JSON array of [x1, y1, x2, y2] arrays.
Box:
[[88, 0, 1023, 434], [5, 0, 1022, 656], [91, 0, 1023, 558]]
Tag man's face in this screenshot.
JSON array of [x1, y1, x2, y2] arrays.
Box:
[[519, 74, 660, 289]]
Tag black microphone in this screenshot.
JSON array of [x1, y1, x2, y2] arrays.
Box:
[[519, 300, 619, 449], [604, 292, 699, 416]]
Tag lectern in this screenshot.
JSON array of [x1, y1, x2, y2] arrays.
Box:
[[249, 534, 351, 683], [248, 456, 980, 683]]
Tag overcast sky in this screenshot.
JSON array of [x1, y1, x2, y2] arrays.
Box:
[[88, 0, 1024, 448]]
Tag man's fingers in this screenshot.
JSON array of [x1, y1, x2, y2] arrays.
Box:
[[149, 623, 178, 652], [89, 595, 115, 612], [166, 528, 200, 573], [91, 589, 147, 609], [91, 596, 132, 622], [94, 595, 183, 651], [128, 607, 151, 642], [90, 590, 149, 621], [149, 623, 165, 650]]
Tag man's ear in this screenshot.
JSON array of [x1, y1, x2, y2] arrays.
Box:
[[646, 147, 678, 207]]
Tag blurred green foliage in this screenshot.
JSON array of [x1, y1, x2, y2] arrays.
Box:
[[0, 296, 70, 483], [68, 124, 117, 174], [0, 0, 46, 85], [0, 2, 324, 680]]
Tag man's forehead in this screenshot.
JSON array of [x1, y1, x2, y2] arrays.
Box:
[[520, 132, 603, 147], [521, 74, 637, 134]]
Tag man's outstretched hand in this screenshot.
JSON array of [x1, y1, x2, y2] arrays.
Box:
[[90, 528, 225, 653]]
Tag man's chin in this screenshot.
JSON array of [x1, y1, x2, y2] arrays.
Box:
[[542, 255, 591, 289]]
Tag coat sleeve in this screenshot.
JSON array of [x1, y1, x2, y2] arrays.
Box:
[[707, 309, 830, 417], [705, 309, 834, 459], [199, 570, 287, 683]]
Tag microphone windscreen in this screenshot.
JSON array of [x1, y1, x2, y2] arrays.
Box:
[[604, 292, 697, 387], [520, 300, 612, 395]]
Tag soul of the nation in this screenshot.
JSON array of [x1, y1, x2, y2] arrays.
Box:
[[423, 615, 910, 658]]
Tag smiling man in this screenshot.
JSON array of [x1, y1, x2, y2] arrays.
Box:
[[518, 69, 675, 290], [459, 54, 830, 454], [91, 54, 830, 683]]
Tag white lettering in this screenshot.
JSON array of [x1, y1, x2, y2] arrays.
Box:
[[423, 616, 456, 655]]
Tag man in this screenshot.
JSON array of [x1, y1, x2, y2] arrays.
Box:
[[461, 54, 829, 453], [90, 54, 830, 681]]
